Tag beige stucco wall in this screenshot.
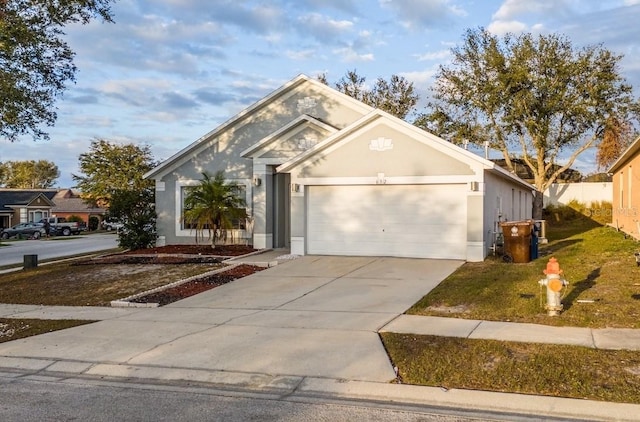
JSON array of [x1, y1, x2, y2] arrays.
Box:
[[612, 154, 640, 237]]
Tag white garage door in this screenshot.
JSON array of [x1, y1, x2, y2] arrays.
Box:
[[307, 184, 467, 259]]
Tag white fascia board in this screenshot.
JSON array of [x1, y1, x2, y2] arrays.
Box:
[[485, 164, 536, 192], [277, 111, 384, 173], [278, 108, 492, 175], [240, 115, 337, 158]]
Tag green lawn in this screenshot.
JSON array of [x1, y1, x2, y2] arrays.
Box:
[[408, 219, 640, 328], [385, 215, 640, 404]]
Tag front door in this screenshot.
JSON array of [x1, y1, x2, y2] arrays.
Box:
[[272, 172, 290, 248]]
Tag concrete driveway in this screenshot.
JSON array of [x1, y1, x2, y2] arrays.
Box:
[[0, 256, 462, 383]]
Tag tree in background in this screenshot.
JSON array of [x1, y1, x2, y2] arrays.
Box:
[[596, 117, 636, 170], [73, 139, 156, 208], [107, 187, 156, 250], [318, 70, 419, 120], [0, 0, 114, 142], [183, 171, 246, 249], [418, 28, 639, 218], [0, 160, 59, 188]]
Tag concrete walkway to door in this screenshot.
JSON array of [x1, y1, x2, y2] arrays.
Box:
[[0, 255, 463, 383]]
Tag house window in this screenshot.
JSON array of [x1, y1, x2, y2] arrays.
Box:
[[180, 184, 247, 230], [29, 210, 49, 222]]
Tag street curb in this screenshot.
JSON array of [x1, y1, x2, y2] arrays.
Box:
[[0, 358, 638, 421]]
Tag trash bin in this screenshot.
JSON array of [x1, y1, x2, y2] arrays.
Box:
[[500, 221, 532, 263], [530, 221, 540, 260]]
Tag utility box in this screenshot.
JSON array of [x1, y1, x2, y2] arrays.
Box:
[[500, 221, 533, 263]]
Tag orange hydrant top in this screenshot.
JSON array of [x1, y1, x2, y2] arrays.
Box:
[[543, 257, 562, 275]]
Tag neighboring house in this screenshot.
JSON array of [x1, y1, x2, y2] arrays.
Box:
[[0, 189, 57, 229], [0, 188, 104, 230], [50, 189, 106, 228], [145, 74, 534, 262], [609, 135, 640, 238]]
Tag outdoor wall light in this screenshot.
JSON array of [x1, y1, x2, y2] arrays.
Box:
[[253, 176, 261, 187], [291, 183, 301, 192]]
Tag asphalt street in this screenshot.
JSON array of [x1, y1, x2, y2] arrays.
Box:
[[0, 375, 560, 422], [0, 233, 119, 267]]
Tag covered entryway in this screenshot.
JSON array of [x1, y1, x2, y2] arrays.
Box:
[[306, 184, 467, 259]]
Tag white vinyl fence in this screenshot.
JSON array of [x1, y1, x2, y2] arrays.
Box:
[[544, 182, 612, 207]]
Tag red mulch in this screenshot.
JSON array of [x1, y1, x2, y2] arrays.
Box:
[[124, 244, 256, 256], [130, 264, 264, 306]]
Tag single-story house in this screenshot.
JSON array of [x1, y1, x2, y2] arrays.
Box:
[[144, 74, 534, 261], [0, 189, 57, 229], [608, 135, 640, 238], [0, 189, 105, 230], [50, 189, 106, 229]]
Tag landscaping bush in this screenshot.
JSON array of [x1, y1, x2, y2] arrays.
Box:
[[88, 216, 100, 231]]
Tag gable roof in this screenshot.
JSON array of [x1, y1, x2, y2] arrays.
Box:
[[276, 109, 535, 191], [608, 135, 640, 173], [0, 189, 57, 214], [240, 114, 338, 159], [144, 74, 374, 180], [51, 190, 106, 214]]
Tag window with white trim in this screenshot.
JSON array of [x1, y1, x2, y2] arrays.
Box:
[[179, 182, 248, 231]]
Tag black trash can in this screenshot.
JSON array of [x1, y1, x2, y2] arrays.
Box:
[[500, 221, 532, 263]]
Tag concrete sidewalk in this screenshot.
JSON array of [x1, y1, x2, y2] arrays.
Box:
[[0, 253, 639, 421]]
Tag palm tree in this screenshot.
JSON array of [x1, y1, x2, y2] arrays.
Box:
[[183, 171, 246, 248]]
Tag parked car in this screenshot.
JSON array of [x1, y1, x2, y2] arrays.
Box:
[[38, 217, 81, 236], [102, 220, 124, 232], [0, 222, 46, 240]]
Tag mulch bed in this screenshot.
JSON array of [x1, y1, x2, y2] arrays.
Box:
[[124, 244, 256, 256], [130, 264, 264, 306], [75, 244, 258, 265], [76, 244, 265, 305]]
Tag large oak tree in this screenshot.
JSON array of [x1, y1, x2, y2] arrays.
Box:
[[418, 28, 639, 217], [0, 0, 114, 142], [318, 70, 419, 120], [72, 139, 155, 207], [0, 159, 59, 187]]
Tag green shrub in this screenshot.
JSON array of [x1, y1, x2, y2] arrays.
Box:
[[88, 216, 100, 231]]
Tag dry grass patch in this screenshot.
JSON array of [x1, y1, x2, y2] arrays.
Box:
[[0, 261, 225, 306], [0, 319, 93, 343]]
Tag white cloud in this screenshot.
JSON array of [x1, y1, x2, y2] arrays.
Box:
[[492, 0, 571, 20], [414, 49, 451, 61], [399, 69, 437, 86], [379, 0, 466, 30], [332, 47, 375, 62], [487, 19, 528, 35], [297, 13, 354, 41]]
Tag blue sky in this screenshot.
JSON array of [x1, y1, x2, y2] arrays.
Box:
[[2, 0, 640, 187]]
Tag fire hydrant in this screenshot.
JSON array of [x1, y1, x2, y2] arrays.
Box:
[[538, 257, 568, 316]]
